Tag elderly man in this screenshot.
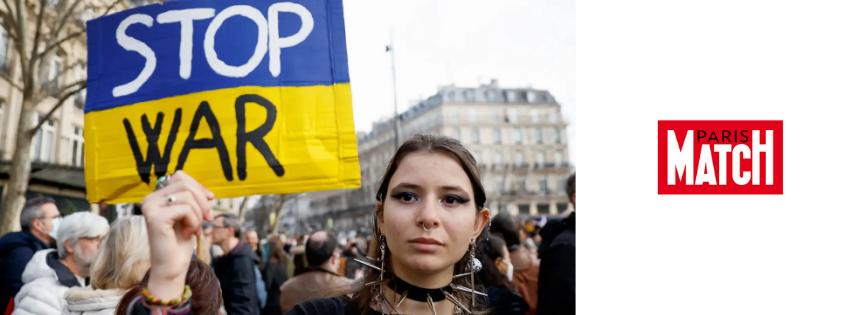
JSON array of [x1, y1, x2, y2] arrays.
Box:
[[0, 197, 61, 314], [12, 212, 109, 315]]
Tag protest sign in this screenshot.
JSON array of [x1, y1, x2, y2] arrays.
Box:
[[84, 0, 359, 204]]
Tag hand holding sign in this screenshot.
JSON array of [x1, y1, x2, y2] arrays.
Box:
[[85, 0, 359, 204], [141, 170, 214, 301]]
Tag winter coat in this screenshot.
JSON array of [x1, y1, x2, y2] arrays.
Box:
[[0, 231, 50, 314], [12, 249, 83, 315], [485, 285, 530, 315], [279, 267, 355, 313], [536, 212, 576, 315], [261, 263, 287, 315], [508, 246, 540, 315], [213, 242, 260, 315], [61, 287, 125, 315]]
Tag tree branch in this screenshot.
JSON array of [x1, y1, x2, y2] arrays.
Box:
[[28, 80, 86, 136], [0, 71, 23, 90], [47, 0, 83, 43], [36, 29, 85, 60], [29, 0, 49, 72], [101, 0, 124, 16]]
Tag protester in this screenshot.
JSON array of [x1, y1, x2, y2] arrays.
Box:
[[537, 172, 576, 315], [262, 238, 289, 315], [490, 212, 540, 314], [63, 215, 151, 315], [342, 238, 366, 279], [278, 230, 353, 313], [477, 233, 530, 315], [245, 230, 269, 310], [290, 236, 307, 278], [114, 171, 223, 315], [0, 197, 61, 314], [286, 134, 491, 315], [115, 260, 224, 315], [211, 213, 261, 315], [11, 212, 108, 315]]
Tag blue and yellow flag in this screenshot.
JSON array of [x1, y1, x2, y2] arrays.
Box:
[[85, 0, 359, 204]]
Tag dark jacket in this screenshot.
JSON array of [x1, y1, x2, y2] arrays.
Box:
[[485, 286, 530, 315], [536, 212, 576, 315], [0, 231, 49, 314], [261, 263, 288, 315], [214, 242, 261, 315]]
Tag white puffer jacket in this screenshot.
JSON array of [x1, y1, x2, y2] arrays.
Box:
[[61, 287, 125, 315], [12, 249, 81, 315]]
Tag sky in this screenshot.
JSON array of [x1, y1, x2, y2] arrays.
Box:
[[341, 0, 576, 163]]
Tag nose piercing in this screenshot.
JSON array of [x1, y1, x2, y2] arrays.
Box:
[[423, 222, 436, 232]]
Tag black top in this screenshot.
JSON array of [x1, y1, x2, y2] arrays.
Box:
[[484, 286, 529, 315], [261, 263, 288, 315], [537, 212, 576, 315], [213, 242, 261, 315], [0, 230, 50, 314]]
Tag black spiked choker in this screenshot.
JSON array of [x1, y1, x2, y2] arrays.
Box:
[[388, 276, 452, 303]]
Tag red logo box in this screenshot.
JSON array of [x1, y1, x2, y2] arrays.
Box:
[[658, 120, 783, 195]]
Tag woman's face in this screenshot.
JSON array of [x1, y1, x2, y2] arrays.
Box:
[[380, 151, 487, 275]]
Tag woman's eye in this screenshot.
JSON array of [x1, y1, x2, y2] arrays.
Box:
[[443, 195, 469, 205], [392, 192, 419, 203]]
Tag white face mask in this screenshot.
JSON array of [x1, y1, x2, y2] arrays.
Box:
[[41, 217, 62, 240], [504, 261, 514, 282]]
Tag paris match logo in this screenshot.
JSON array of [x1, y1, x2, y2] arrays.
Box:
[[658, 120, 783, 194]]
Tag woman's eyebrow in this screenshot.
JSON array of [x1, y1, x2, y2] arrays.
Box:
[[389, 182, 421, 191]]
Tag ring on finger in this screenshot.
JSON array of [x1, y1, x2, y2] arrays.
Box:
[[166, 194, 177, 204]]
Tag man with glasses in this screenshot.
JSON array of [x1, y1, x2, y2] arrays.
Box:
[[12, 212, 108, 315], [0, 197, 61, 314]]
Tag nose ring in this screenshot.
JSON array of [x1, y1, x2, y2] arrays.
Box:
[[423, 222, 436, 232]]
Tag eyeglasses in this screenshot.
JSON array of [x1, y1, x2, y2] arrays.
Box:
[[79, 235, 104, 246]]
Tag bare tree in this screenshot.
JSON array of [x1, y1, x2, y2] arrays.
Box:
[[0, 0, 128, 234]]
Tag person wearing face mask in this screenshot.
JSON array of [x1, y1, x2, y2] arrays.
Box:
[[0, 197, 62, 315], [12, 212, 109, 315], [477, 233, 529, 315]]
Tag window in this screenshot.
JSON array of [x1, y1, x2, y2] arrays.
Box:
[[549, 108, 558, 123], [536, 152, 545, 167], [515, 177, 526, 192], [498, 203, 508, 214], [533, 128, 542, 144], [496, 178, 505, 194], [448, 108, 459, 123], [0, 26, 8, 72], [463, 90, 475, 101], [31, 115, 55, 162], [531, 109, 539, 123], [527, 91, 536, 102], [447, 91, 456, 101], [557, 203, 569, 213], [506, 91, 517, 102], [518, 204, 530, 215], [537, 204, 549, 215], [554, 128, 562, 143], [467, 108, 477, 123], [511, 128, 522, 144], [539, 177, 548, 195], [514, 151, 524, 166], [75, 64, 86, 109], [70, 126, 84, 166], [508, 108, 518, 122], [485, 90, 495, 101], [472, 150, 482, 164], [492, 128, 502, 144], [494, 151, 503, 165], [491, 109, 500, 123], [556, 176, 567, 195], [471, 128, 479, 144], [555, 152, 564, 166]]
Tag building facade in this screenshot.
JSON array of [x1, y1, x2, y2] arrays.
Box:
[[300, 81, 573, 236]]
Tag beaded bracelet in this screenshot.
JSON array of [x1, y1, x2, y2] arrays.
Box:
[[141, 285, 192, 306]]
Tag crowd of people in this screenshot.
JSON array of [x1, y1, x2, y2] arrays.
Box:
[[0, 133, 575, 315]]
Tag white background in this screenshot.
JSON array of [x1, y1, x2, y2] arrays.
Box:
[[580, 1, 851, 314]]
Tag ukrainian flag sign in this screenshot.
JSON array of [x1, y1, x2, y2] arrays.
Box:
[[84, 0, 359, 204]]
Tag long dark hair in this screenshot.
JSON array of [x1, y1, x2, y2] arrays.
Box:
[[348, 133, 489, 315], [116, 259, 223, 315], [477, 233, 514, 290]]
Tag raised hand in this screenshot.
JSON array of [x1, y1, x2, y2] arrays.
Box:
[[141, 170, 215, 301]]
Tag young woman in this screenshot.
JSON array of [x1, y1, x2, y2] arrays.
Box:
[[62, 216, 151, 315], [476, 234, 530, 315], [262, 237, 288, 315], [288, 134, 490, 315], [123, 134, 490, 315]]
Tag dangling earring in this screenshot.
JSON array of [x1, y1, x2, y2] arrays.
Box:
[[445, 239, 485, 314]]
